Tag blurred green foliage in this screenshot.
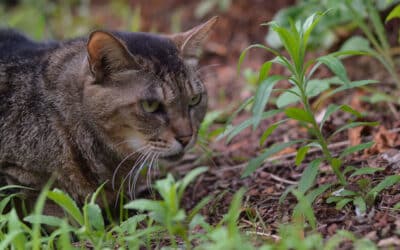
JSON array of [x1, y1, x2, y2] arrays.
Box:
[[266, 0, 400, 50], [0, 0, 141, 39]]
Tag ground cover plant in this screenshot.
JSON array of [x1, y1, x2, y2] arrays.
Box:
[[1, 0, 400, 249]]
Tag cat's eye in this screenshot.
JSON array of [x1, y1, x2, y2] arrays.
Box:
[[141, 100, 160, 113], [189, 94, 202, 106]]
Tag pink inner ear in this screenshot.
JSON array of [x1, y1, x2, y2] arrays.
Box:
[[87, 32, 112, 63]]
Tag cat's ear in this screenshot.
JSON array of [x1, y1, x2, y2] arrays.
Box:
[[87, 31, 133, 81], [170, 16, 218, 65]]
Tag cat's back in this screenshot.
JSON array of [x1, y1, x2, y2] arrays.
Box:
[[0, 29, 58, 61]]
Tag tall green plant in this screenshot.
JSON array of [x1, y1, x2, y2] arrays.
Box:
[[266, 0, 400, 92], [227, 12, 377, 187], [343, 0, 400, 89]]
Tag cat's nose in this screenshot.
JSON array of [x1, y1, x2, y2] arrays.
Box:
[[176, 135, 192, 148]]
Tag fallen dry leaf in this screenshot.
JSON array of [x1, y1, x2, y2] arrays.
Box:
[[366, 126, 400, 155]]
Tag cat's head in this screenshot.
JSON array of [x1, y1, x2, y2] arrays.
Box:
[[82, 17, 217, 162]]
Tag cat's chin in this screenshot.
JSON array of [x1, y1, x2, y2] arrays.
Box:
[[161, 151, 185, 162]]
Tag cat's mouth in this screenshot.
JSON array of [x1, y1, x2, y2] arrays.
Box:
[[161, 151, 184, 162]]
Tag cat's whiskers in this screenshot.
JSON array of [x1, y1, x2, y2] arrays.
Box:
[[146, 152, 160, 197], [112, 145, 149, 190], [129, 150, 153, 199], [114, 146, 151, 206]]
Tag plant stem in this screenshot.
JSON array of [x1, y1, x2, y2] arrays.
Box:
[[299, 79, 347, 185]]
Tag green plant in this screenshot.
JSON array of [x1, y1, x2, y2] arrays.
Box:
[[343, 0, 400, 91], [233, 12, 376, 182], [266, 0, 400, 92], [125, 167, 211, 249], [0, 0, 142, 40], [223, 12, 380, 224], [327, 170, 400, 214], [0, 167, 381, 249]]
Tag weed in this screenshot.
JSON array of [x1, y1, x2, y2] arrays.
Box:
[[223, 12, 383, 226], [266, 0, 400, 92]]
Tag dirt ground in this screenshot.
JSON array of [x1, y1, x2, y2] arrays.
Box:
[[131, 0, 400, 247]]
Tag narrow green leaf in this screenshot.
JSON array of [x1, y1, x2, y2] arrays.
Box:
[[85, 203, 104, 231], [329, 80, 377, 97], [0, 230, 23, 250], [353, 196, 367, 214], [350, 167, 384, 177], [340, 142, 374, 158], [124, 199, 163, 212], [279, 185, 295, 204], [24, 214, 65, 227], [57, 220, 73, 249], [305, 183, 333, 204], [8, 209, 26, 250], [188, 196, 212, 222], [344, 165, 357, 175], [0, 194, 18, 214], [224, 189, 245, 231], [242, 140, 301, 177], [259, 120, 286, 146], [326, 196, 344, 204], [302, 11, 324, 48], [225, 97, 254, 126], [47, 189, 84, 225], [335, 198, 352, 210], [386, 4, 400, 22], [179, 167, 208, 199], [258, 61, 273, 82], [271, 55, 295, 73], [271, 25, 299, 67], [276, 88, 301, 108], [0, 185, 32, 192], [367, 175, 400, 201], [319, 104, 341, 130], [317, 55, 350, 85], [32, 180, 53, 250], [333, 188, 357, 197], [227, 109, 281, 143], [339, 36, 372, 52], [292, 190, 317, 229], [325, 230, 356, 250], [252, 76, 282, 129], [285, 107, 314, 123], [199, 110, 223, 141], [331, 157, 342, 170], [366, 0, 390, 51], [331, 121, 379, 137], [298, 159, 321, 193], [238, 44, 279, 73], [295, 146, 309, 166], [340, 105, 363, 118]]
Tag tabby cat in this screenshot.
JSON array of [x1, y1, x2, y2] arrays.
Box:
[[0, 17, 217, 210]]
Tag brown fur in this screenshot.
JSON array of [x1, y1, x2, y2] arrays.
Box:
[[0, 17, 217, 210]]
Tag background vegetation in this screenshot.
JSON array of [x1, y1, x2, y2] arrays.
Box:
[[1, 0, 400, 249]]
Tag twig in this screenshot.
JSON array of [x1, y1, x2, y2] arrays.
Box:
[[245, 230, 281, 241], [269, 173, 298, 185], [387, 102, 400, 120]]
